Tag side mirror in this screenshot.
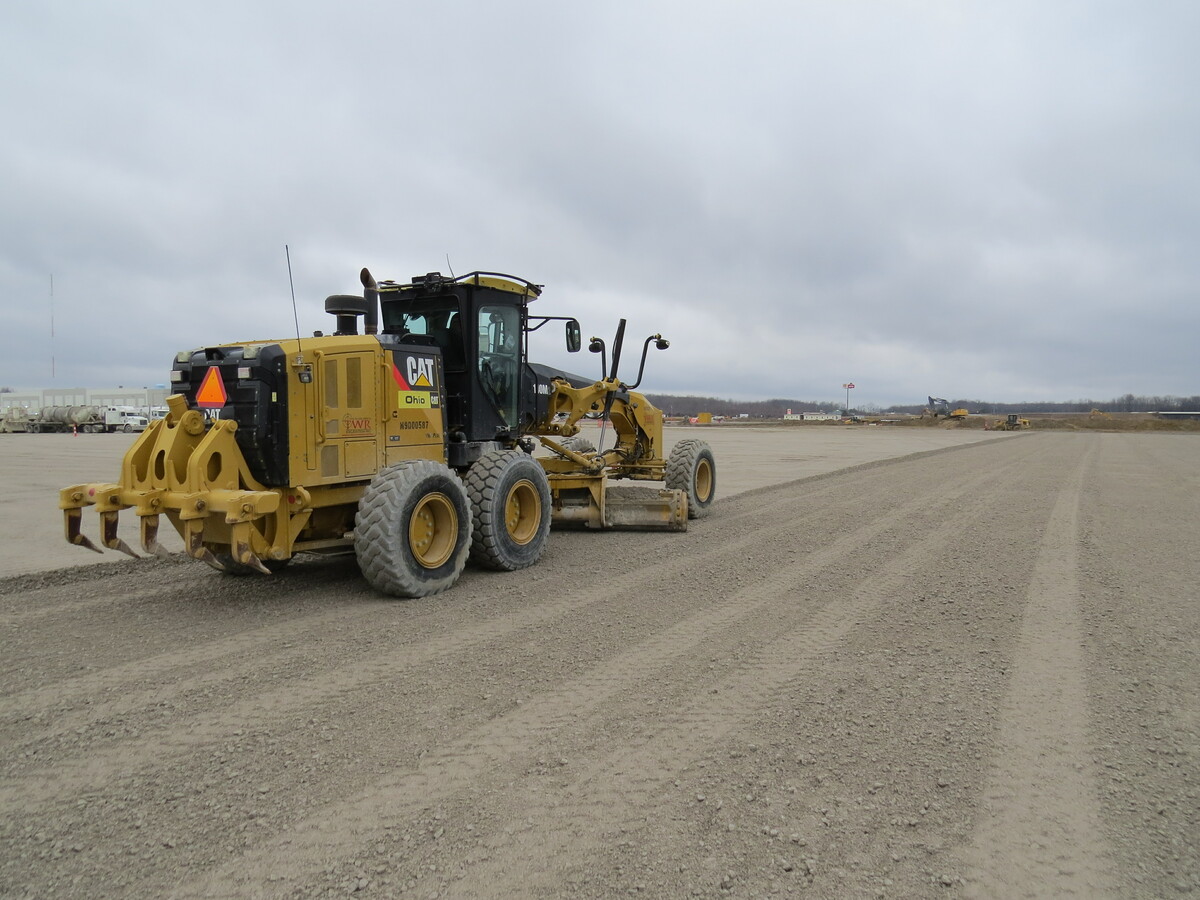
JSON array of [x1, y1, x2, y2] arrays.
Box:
[[565, 319, 582, 353]]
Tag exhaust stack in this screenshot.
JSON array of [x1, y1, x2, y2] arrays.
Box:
[[360, 268, 379, 335]]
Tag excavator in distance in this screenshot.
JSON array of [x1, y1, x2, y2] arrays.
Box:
[[60, 269, 716, 597], [926, 397, 969, 419]]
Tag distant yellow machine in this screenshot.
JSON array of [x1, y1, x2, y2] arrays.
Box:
[[992, 414, 1030, 431], [926, 397, 969, 419]]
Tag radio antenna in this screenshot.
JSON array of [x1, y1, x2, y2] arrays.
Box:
[[445, 253, 455, 278], [286, 245, 302, 351]]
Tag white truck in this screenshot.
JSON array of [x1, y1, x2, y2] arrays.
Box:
[[103, 407, 148, 433]]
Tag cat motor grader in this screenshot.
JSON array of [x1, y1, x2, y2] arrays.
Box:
[[59, 269, 716, 597]]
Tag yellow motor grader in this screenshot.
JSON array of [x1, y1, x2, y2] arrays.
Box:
[[59, 269, 715, 597]]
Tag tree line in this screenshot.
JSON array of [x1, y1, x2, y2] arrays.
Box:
[[643, 392, 1200, 418]]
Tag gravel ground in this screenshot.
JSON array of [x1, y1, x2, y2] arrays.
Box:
[[0, 430, 1196, 898]]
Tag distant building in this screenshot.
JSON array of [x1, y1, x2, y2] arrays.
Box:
[[0, 387, 170, 414], [1153, 410, 1200, 420]]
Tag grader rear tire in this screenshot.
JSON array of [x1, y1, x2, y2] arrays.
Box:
[[666, 439, 716, 519], [463, 450, 552, 571], [354, 460, 472, 597]]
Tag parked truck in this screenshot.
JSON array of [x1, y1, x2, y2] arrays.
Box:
[[9, 405, 149, 434]]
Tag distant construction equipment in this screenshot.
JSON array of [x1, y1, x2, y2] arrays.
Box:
[[926, 397, 969, 419]]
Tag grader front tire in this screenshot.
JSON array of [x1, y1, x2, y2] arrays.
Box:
[[557, 435, 596, 456], [666, 439, 716, 519], [354, 461, 472, 598], [463, 450, 552, 571]]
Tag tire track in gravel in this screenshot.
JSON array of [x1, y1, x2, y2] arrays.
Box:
[[433, 476, 1027, 900], [961, 439, 1118, 898], [173, 447, 1032, 898], [0, 443, 1038, 814], [0, 483, 813, 747], [0, 582, 180, 626]]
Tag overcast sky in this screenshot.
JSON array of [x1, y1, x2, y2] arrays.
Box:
[[2, 1, 1197, 407]]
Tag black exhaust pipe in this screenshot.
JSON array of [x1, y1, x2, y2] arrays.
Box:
[[608, 318, 626, 380], [360, 268, 379, 336]]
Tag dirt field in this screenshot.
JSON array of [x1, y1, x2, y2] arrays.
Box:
[[1, 428, 1196, 898]]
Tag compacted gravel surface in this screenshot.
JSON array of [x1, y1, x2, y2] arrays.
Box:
[[0, 431, 1196, 898]]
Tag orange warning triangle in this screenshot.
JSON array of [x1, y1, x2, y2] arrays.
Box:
[[195, 366, 228, 409]]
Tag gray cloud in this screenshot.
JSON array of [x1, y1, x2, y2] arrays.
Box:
[[3, 1, 1197, 407]]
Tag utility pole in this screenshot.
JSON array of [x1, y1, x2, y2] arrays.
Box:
[[50, 274, 55, 381]]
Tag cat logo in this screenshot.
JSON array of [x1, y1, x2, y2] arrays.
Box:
[[406, 356, 436, 389]]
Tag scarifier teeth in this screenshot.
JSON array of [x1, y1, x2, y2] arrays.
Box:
[[185, 525, 223, 569], [240, 554, 273, 575], [100, 510, 140, 559], [140, 515, 171, 559], [64, 508, 103, 554]]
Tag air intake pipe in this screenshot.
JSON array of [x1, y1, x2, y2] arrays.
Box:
[[324, 295, 368, 335]]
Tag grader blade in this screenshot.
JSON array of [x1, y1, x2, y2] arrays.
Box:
[[603, 489, 687, 530], [549, 473, 687, 531]]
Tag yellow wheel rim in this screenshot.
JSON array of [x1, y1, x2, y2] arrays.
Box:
[[695, 459, 714, 503], [408, 492, 458, 568], [504, 479, 541, 546]]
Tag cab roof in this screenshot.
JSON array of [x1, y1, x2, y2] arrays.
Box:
[[378, 271, 542, 300]]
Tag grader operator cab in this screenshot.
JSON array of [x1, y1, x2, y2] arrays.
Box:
[[60, 268, 715, 597]]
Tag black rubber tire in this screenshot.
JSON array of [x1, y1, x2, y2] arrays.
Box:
[[123, 424, 133, 433], [354, 460, 471, 597], [557, 435, 596, 456], [665, 439, 716, 519], [206, 555, 292, 576], [462, 449, 552, 571]]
